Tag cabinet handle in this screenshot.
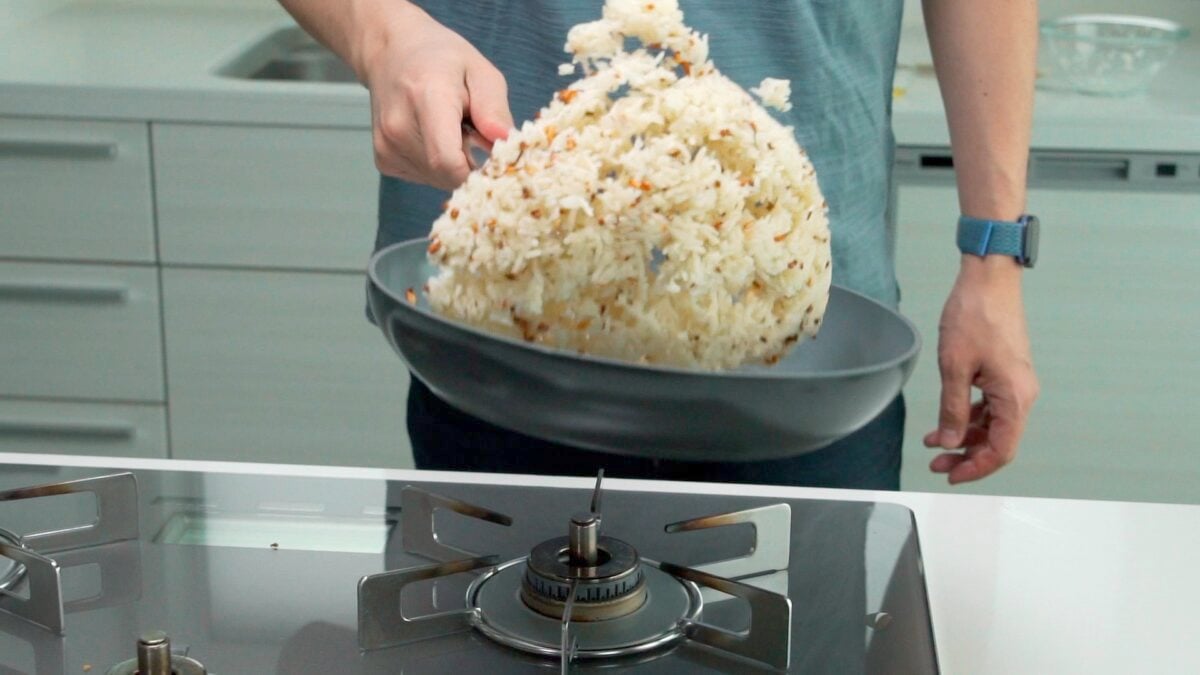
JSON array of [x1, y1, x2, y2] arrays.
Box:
[[0, 138, 118, 160], [1031, 154, 1130, 182], [0, 418, 136, 440], [0, 281, 129, 304]]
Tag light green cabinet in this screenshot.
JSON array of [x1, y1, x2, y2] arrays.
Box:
[[1, 117, 167, 458], [151, 122, 412, 468], [0, 117, 155, 262], [161, 268, 411, 467], [0, 261, 165, 402], [153, 123, 378, 271], [4, 116, 410, 467], [0, 399, 167, 458]]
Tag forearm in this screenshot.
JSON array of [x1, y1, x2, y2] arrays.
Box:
[[923, 0, 1037, 226], [920, 2, 1040, 484], [276, 0, 423, 78]]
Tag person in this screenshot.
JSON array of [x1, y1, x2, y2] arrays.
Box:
[[278, 0, 1039, 490]]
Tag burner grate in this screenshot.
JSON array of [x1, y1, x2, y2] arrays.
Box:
[[357, 472, 794, 672], [0, 473, 140, 634]]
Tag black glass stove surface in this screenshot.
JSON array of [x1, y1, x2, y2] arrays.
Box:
[[0, 463, 937, 674]]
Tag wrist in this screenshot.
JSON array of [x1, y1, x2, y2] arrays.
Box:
[[349, 0, 424, 81], [958, 253, 1023, 286]]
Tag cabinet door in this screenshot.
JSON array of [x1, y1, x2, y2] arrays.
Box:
[[0, 261, 165, 401], [0, 117, 155, 262], [0, 399, 167, 458], [153, 123, 378, 271], [162, 268, 411, 467], [895, 185, 1200, 503]]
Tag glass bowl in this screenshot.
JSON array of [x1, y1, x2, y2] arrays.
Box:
[[1040, 14, 1189, 96]]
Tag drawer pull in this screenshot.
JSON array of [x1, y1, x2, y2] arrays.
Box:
[[0, 138, 118, 160], [0, 418, 136, 440], [0, 281, 129, 304], [1032, 154, 1130, 182]]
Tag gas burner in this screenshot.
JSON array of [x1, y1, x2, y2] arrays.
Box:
[[519, 527, 647, 621], [358, 471, 794, 672], [471, 559, 700, 660], [519, 477, 647, 622], [0, 473, 140, 634]]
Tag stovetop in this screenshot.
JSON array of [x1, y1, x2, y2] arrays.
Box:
[[0, 463, 937, 674]]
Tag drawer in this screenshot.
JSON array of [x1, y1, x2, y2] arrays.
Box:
[[0, 261, 165, 401], [153, 123, 379, 271], [162, 268, 411, 467], [0, 117, 155, 262], [0, 398, 167, 458]]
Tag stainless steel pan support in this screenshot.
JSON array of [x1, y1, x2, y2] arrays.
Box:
[[0, 473, 140, 634]]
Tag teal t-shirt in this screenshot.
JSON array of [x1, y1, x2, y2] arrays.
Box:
[[377, 0, 905, 307]]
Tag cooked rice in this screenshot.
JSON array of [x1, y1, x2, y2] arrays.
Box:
[[425, 0, 831, 370]]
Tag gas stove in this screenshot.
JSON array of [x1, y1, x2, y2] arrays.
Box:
[[0, 461, 937, 673]]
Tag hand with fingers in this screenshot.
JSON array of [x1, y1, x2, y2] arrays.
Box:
[[358, 3, 513, 189], [925, 257, 1040, 484]]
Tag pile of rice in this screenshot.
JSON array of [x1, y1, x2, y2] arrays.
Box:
[[424, 0, 831, 370]]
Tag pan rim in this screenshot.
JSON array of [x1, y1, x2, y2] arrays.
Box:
[[367, 238, 921, 382]]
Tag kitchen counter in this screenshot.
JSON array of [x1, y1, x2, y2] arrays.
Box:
[[0, 4, 368, 128], [892, 24, 1200, 153], [1, 451, 1197, 674], [2, 3, 1199, 151]]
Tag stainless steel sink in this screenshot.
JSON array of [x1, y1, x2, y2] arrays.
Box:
[[218, 26, 359, 84]]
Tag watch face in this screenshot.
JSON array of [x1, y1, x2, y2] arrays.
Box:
[[1021, 215, 1039, 268]]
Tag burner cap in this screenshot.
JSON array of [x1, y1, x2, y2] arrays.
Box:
[[471, 559, 703, 659], [521, 535, 646, 621]]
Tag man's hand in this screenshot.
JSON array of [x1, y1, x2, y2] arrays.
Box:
[[279, 0, 513, 190], [924, 257, 1039, 484], [358, 4, 512, 189]]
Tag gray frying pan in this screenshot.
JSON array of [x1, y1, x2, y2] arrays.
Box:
[[368, 238, 920, 461]]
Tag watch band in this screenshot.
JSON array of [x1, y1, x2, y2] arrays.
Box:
[[956, 215, 1038, 268]]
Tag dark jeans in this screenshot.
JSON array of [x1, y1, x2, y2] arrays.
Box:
[[408, 378, 904, 490]]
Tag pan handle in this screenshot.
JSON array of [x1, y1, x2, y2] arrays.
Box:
[[461, 119, 492, 170]]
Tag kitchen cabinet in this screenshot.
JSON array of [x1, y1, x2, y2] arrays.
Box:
[[161, 267, 410, 467], [0, 261, 164, 402], [0, 117, 165, 458], [0, 399, 167, 457], [1, 115, 411, 467], [895, 183, 1200, 503], [152, 122, 412, 468], [0, 117, 155, 262], [152, 123, 378, 271]]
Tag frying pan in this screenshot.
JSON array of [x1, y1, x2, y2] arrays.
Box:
[[368, 238, 920, 461]]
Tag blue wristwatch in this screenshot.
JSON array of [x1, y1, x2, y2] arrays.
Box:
[[956, 214, 1040, 268]]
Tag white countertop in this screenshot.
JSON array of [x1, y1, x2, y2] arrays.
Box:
[[1, 451, 1197, 674], [0, 4, 370, 128], [2, 3, 1199, 151]]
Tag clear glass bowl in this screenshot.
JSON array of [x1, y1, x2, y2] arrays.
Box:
[[1040, 14, 1189, 96]]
